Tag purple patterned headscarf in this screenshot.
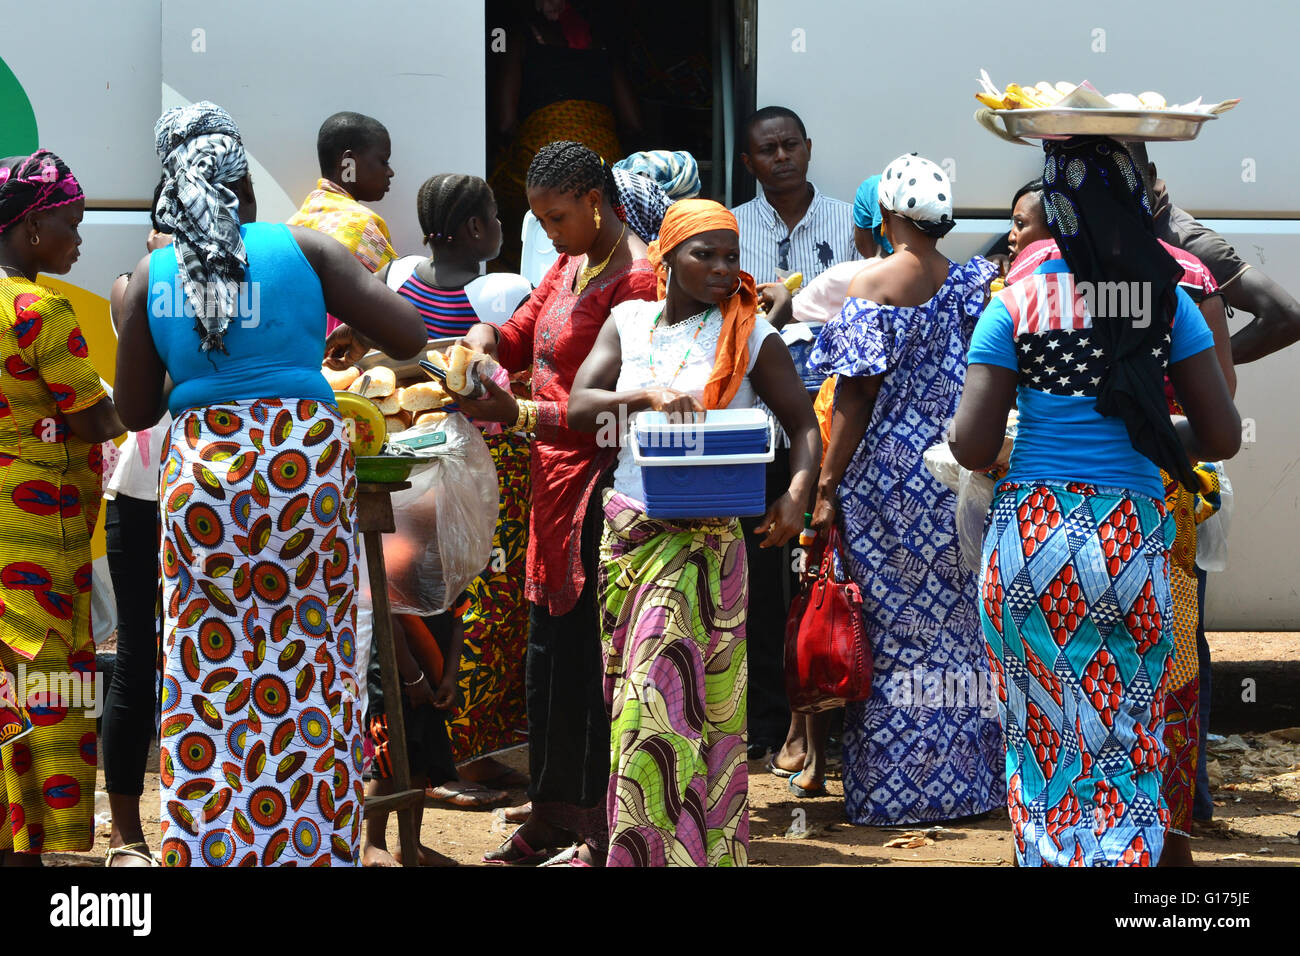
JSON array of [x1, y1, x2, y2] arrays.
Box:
[[0, 150, 84, 235]]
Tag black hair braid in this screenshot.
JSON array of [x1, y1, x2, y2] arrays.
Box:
[[416, 173, 493, 246], [525, 141, 627, 222]]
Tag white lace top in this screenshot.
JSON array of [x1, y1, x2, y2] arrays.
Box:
[[608, 298, 779, 501]]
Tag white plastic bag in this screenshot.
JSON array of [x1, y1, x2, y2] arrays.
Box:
[[359, 413, 499, 616], [91, 555, 117, 646], [924, 440, 997, 572], [956, 468, 997, 572], [1196, 463, 1233, 572], [922, 440, 963, 493]]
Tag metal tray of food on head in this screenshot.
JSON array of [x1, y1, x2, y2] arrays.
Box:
[[972, 71, 1238, 145]]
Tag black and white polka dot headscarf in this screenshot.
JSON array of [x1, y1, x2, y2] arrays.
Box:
[[878, 153, 955, 237]]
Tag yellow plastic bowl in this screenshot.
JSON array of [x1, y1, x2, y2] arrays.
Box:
[[333, 390, 387, 457]]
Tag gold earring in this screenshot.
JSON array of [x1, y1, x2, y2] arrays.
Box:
[[593, 207, 601, 231]]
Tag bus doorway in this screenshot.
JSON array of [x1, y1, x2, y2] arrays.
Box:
[[485, 0, 753, 270]]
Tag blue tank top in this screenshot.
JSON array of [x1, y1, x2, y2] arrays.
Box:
[[148, 223, 332, 416]]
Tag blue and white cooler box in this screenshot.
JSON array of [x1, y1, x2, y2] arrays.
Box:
[[631, 408, 775, 519]]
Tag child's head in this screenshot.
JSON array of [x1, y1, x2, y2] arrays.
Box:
[[416, 174, 501, 263], [316, 111, 392, 202]]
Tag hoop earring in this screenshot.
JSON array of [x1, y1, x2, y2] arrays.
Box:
[[29, 234, 39, 247], [593, 207, 601, 231], [729, 278, 742, 297]]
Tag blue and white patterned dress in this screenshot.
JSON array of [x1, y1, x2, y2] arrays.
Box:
[[808, 257, 1006, 825]]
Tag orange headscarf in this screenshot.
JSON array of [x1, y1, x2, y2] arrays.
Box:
[[646, 199, 758, 409]]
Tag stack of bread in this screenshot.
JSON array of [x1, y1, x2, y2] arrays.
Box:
[[324, 352, 453, 434]]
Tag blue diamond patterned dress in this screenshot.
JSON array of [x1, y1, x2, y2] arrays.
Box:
[[808, 258, 1006, 825]]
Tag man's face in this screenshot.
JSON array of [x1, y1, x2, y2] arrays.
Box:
[[742, 117, 810, 193]]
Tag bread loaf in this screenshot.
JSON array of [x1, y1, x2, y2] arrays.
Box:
[[384, 411, 412, 433], [399, 381, 451, 412], [414, 411, 447, 427], [349, 365, 396, 398], [323, 365, 361, 390], [445, 344, 477, 394], [375, 392, 402, 415]]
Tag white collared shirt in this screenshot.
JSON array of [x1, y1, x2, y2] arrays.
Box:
[[732, 183, 859, 285]]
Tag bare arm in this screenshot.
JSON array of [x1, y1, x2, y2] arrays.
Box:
[[1226, 267, 1300, 364], [289, 226, 425, 360], [461, 322, 500, 360], [1222, 267, 1300, 364], [750, 337, 821, 547], [950, 363, 1018, 471], [65, 397, 125, 445], [756, 282, 793, 330], [811, 374, 881, 530], [109, 274, 130, 335], [1199, 293, 1236, 397], [113, 254, 169, 431], [1168, 348, 1241, 462]]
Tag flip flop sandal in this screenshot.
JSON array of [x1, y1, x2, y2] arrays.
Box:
[[788, 775, 828, 798], [767, 755, 800, 779], [482, 826, 550, 866], [539, 844, 601, 867], [538, 844, 580, 867], [105, 843, 158, 867]]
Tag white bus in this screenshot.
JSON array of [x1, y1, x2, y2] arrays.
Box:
[[3, 0, 1294, 627]]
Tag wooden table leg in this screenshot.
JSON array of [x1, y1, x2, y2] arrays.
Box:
[[356, 482, 422, 868]]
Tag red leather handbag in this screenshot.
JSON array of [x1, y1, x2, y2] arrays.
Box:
[[783, 527, 873, 713]]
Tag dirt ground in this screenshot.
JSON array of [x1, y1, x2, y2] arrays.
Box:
[[45, 633, 1300, 868]]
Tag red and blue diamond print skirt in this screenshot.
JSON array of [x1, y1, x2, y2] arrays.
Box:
[[980, 481, 1174, 867]]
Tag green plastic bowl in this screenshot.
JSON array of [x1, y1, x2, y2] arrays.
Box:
[[354, 455, 418, 484]]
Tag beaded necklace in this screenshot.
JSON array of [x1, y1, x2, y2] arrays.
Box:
[[647, 305, 714, 389]]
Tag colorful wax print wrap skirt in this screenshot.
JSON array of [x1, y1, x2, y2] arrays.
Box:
[[451, 432, 530, 761], [157, 398, 363, 867], [981, 481, 1174, 867], [1159, 464, 1220, 837], [597, 490, 748, 867]]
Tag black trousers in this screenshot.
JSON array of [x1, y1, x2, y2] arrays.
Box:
[[525, 483, 611, 811], [101, 495, 160, 797], [741, 450, 795, 749]]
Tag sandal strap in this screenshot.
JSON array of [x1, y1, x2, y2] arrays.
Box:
[[105, 843, 157, 867]]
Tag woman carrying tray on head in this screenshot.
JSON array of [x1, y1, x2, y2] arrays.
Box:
[[567, 199, 819, 866], [952, 136, 1240, 866]]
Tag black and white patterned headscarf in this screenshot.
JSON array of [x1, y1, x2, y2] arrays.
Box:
[[153, 101, 249, 354], [612, 166, 671, 243]]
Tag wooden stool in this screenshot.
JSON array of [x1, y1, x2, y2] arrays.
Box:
[[356, 481, 424, 867]]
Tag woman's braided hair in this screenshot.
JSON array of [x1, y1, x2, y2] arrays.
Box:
[[416, 173, 494, 246], [525, 141, 626, 222]]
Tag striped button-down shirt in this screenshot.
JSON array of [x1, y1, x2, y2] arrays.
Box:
[[732, 183, 858, 284]]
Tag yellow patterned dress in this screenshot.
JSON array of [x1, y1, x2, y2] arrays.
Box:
[[1159, 463, 1221, 837], [0, 276, 107, 854]]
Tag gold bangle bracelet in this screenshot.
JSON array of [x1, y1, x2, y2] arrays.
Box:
[[513, 399, 535, 432]]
